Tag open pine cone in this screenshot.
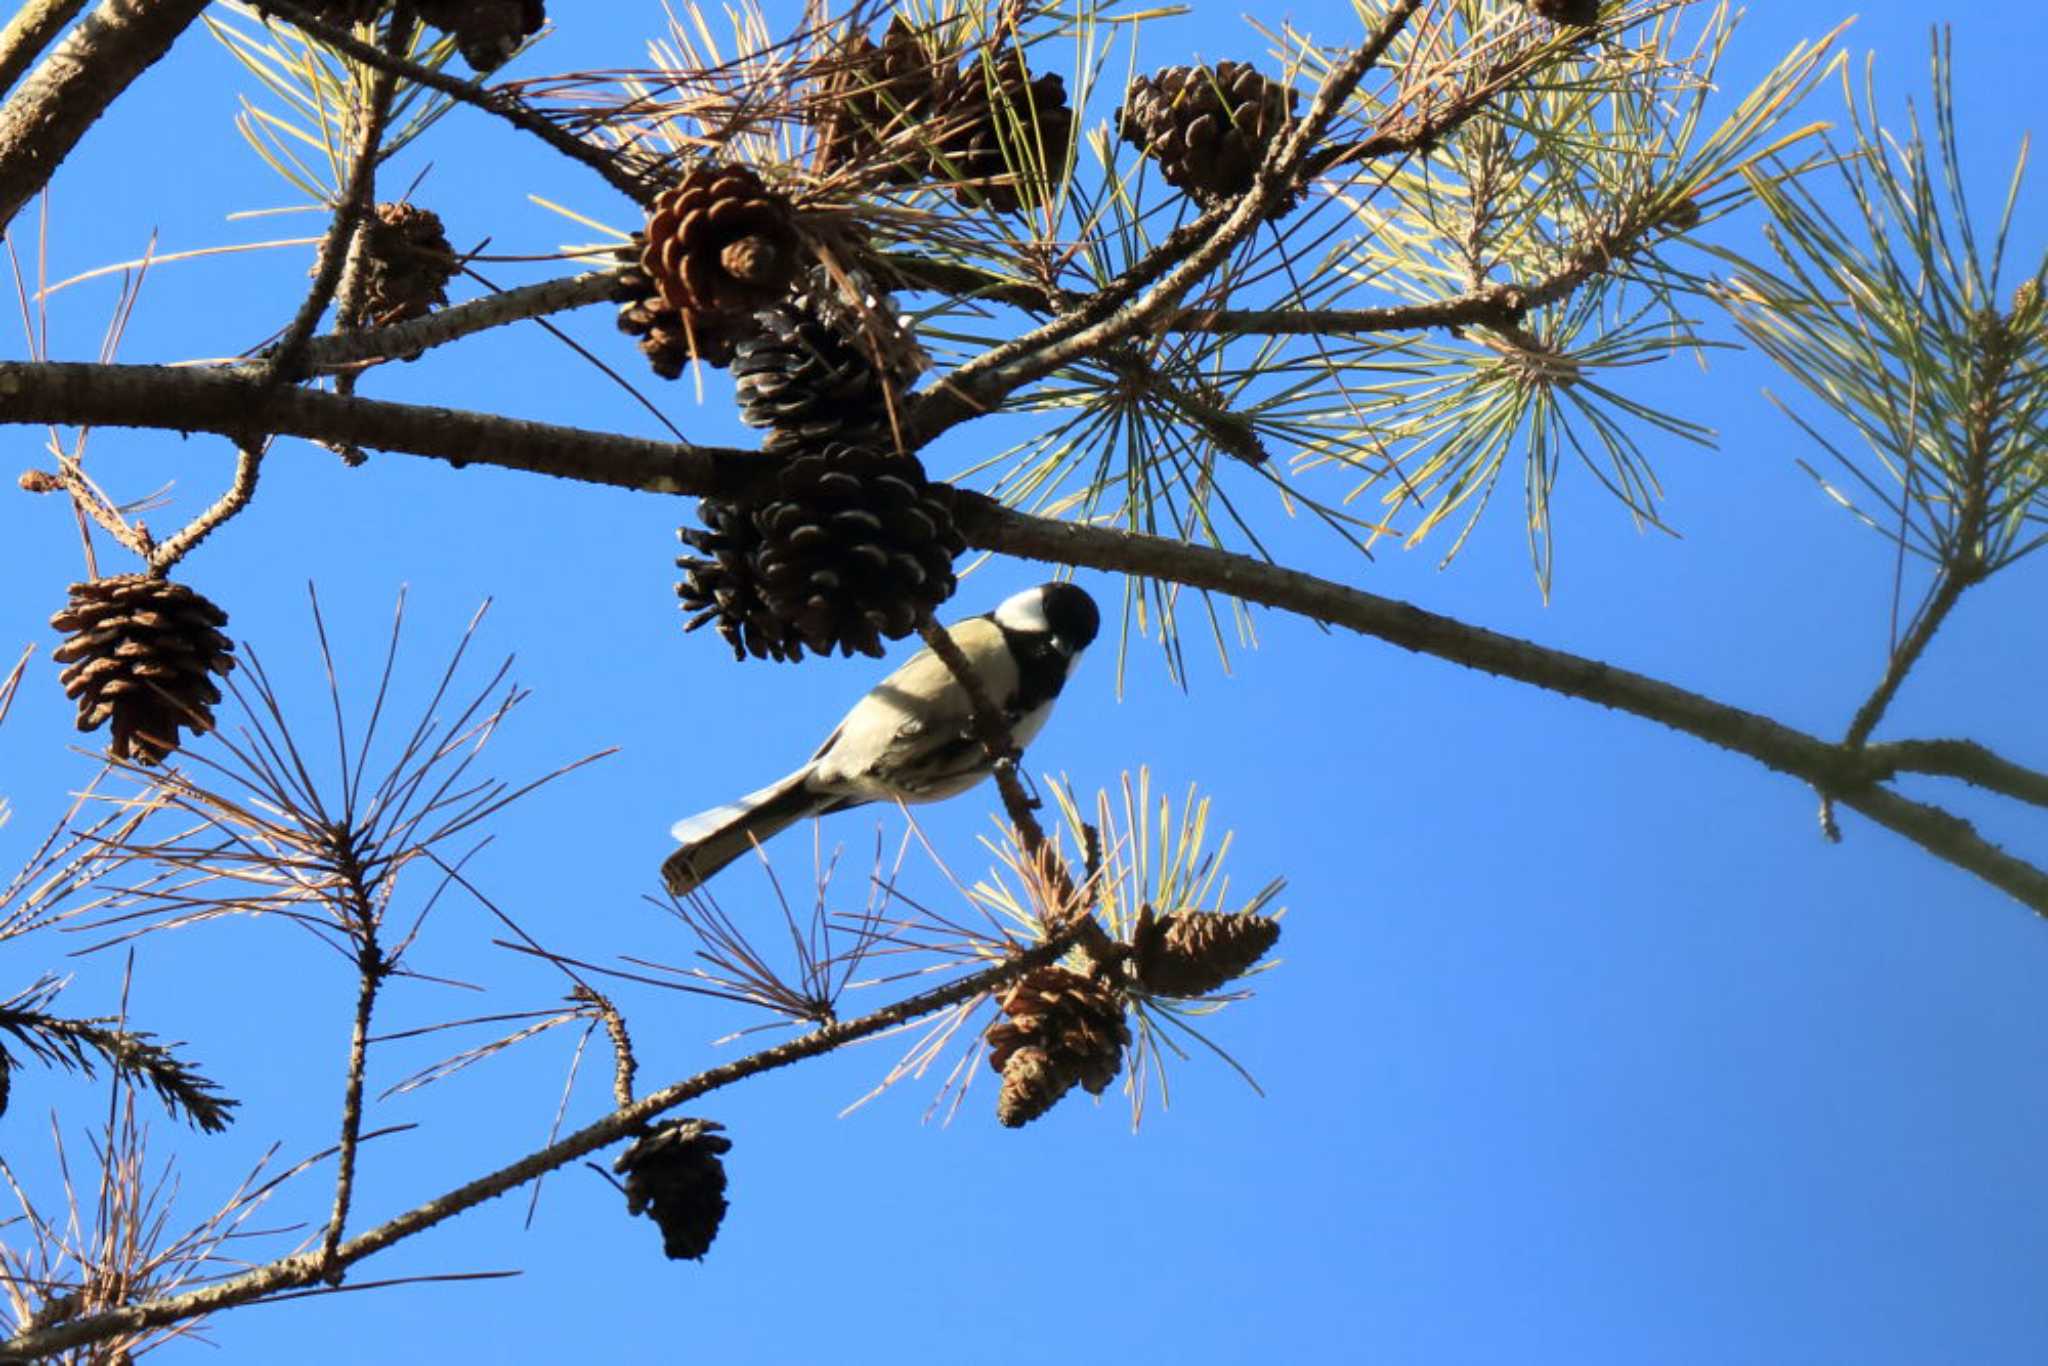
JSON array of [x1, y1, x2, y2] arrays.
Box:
[[638, 165, 804, 361], [733, 301, 896, 454], [815, 16, 964, 183], [1117, 61, 1299, 204], [987, 966, 1130, 1128], [1526, 0, 1601, 25], [748, 443, 963, 659], [50, 575, 235, 765], [938, 49, 1073, 213], [677, 499, 813, 664]]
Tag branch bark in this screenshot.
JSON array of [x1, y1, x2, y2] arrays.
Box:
[[0, 0, 89, 100], [0, 0, 213, 236], [1, 359, 2040, 913]]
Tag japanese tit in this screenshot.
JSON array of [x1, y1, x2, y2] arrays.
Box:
[[661, 581, 1099, 896]]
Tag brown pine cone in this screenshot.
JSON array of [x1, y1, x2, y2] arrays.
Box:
[[936, 49, 1073, 213], [1117, 62, 1299, 204], [612, 236, 749, 374], [1129, 908, 1281, 997], [640, 165, 804, 347], [49, 576, 235, 765], [614, 1120, 731, 1262], [341, 202, 456, 330], [814, 17, 964, 183], [987, 965, 1130, 1127]]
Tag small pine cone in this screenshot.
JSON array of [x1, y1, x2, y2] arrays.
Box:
[[415, 0, 545, 71], [733, 302, 895, 454], [49, 576, 235, 765], [815, 17, 964, 183], [1130, 907, 1281, 997], [750, 444, 963, 658], [937, 50, 1073, 213], [640, 165, 804, 347], [1117, 62, 1299, 204], [1526, 0, 1601, 24], [18, 468, 62, 493], [614, 1120, 731, 1262], [676, 500, 810, 664], [987, 966, 1130, 1128], [342, 202, 456, 330]]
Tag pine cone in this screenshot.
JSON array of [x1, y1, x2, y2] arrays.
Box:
[[341, 202, 456, 331], [733, 301, 895, 454], [611, 239, 739, 375], [415, 0, 545, 71], [676, 499, 811, 664], [614, 1120, 731, 1262], [639, 165, 804, 354], [986, 966, 1129, 1128], [815, 17, 964, 183], [1130, 908, 1281, 997], [795, 266, 930, 388], [750, 443, 963, 658], [1117, 62, 1299, 204], [304, 1, 383, 25], [50, 576, 235, 765], [1526, 0, 1601, 24], [935, 49, 1073, 213]]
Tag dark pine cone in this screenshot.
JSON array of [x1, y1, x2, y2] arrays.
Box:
[[986, 965, 1130, 1128], [341, 202, 456, 331], [750, 443, 963, 659], [1526, 0, 1601, 24], [814, 16, 963, 183], [936, 49, 1073, 213], [302, 0, 384, 24], [415, 0, 545, 71], [49, 575, 235, 765], [614, 1120, 732, 1262], [639, 164, 803, 354], [677, 498, 812, 664], [1129, 907, 1282, 998], [732, 301, 895, 454], [1117, 61, 1299, 204]]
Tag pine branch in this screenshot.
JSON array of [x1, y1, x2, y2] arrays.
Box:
[[0, 985, 238, 1133], [0, 0, 213, 234], [0, 930, 1083, 1360], [0, 0, 89, 100], [1861, 740, 2048, 811], [2, 358, 2040, 913]]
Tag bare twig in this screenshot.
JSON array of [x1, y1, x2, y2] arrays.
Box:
[[249, 0, 649, 203], [570, 985, 637, 1109], [0, 929, 1085, 1360], [145, 440, 264, 574], [1861, 740, 2048, 810]]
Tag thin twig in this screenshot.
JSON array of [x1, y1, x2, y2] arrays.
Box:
[[570, 985, 637, 1109], [249, 0, 649, 203], [0, 930, 1085, 1360], [145, 441, 263, 575], [320, 938, 386, 1279], [1861, 740, 2048, 810]]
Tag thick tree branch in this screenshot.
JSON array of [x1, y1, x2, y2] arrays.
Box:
[[2, 359, 2040, 912], [0, 0, 90, 100], [0, 0, 213, 235], [0, 932, 1079, 1359]]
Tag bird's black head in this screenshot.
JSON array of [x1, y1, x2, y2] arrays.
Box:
[[996, 582, 1099, 658]]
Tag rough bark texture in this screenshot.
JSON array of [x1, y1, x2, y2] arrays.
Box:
[[0, 0, 212, 235]]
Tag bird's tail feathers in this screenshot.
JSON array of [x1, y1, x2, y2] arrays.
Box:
[[661, 771, 824, 896]]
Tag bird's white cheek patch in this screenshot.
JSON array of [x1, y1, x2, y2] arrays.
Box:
[[995, 590, 1051, 634]]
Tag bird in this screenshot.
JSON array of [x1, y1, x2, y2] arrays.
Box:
[[661, 581, 1099, 896]]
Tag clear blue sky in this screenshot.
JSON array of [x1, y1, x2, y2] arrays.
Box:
[[2, 3, 2044, 1362]]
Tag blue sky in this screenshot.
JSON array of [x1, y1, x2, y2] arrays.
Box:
[[1, 2, 2044, 1362]]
